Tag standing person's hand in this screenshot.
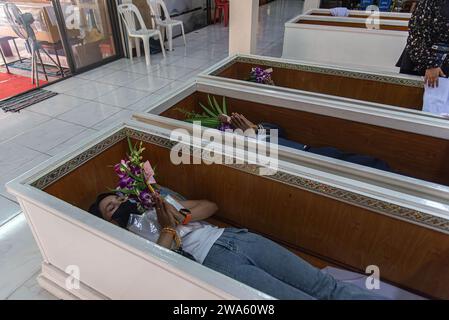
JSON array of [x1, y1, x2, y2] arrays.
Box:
[[425, 67, 446, 88]]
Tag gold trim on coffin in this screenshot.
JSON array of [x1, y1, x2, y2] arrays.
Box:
[[31, 128, 448, 233], [210, 56, 423, 88]]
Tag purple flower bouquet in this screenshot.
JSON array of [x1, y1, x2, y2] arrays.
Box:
[[113, 137, 157, 213], [248, 67, 275, 85]]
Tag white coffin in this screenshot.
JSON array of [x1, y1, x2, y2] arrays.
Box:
[[6, 121, 274, 300], [199, 54, 431, 117], [282, 10, 410, 72]]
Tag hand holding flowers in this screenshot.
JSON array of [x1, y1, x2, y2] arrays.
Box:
[[113, 137, 157, 213]]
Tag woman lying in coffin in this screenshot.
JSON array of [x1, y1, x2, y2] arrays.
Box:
[[89, 189, 384, 300], [220, 113, 392, 173]]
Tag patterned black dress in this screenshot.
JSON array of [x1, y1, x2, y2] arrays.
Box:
[[404, 0, 449, 75]]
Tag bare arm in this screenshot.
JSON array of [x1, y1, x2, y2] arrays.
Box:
[[161, 191, 219, 222], [179, 199, 218, 222]]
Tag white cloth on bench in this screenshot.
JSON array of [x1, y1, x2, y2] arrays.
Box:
[[321, 266, 426, 300], [330, 7, 349, 17]]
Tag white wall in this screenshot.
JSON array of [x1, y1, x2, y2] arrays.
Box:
[[229, 0, 259, 55]]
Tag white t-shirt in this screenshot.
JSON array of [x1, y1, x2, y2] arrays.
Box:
[[127, 209, 224, 263]]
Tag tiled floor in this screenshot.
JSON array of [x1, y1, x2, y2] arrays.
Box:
[[0, 215, 56, 300], [0, 0, 303, 299]]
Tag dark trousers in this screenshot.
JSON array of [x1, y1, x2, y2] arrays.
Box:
[[261, 123, 392, 172]]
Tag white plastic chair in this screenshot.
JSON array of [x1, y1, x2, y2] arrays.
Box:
[[147, 0, 186, 51], [118, 3, 165, 66]]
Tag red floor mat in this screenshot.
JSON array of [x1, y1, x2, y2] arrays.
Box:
[[0, 72, 47, 100]]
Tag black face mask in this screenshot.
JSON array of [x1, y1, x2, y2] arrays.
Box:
[[111, 200, 141, 228]]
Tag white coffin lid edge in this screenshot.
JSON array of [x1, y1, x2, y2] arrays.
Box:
[[285, 9, 409, 33], [301, 9, 412, 20]]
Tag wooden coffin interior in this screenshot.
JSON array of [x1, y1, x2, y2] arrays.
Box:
[[160, 91, 449, 186], [43, 136, 449, 299], [309, 12, 411, 21], [214, 61, 423, 110], [296, 19, 409, 31]]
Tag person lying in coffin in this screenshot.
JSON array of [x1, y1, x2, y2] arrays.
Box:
[[89, 189, 384, 300], [219, 113, 392, 173]]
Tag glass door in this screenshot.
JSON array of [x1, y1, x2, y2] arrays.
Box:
[[0, 0, 71, 100], [54, 0, 120, 71]]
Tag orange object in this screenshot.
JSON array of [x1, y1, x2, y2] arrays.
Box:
[[99, 43, 114, 57], [179, 208, 192, 225], [145, 179, 155, 194]]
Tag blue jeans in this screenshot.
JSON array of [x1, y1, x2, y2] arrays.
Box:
[[203, 228, 384, 300]]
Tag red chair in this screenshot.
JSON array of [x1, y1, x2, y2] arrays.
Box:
[[214, 0, 229, 27]]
